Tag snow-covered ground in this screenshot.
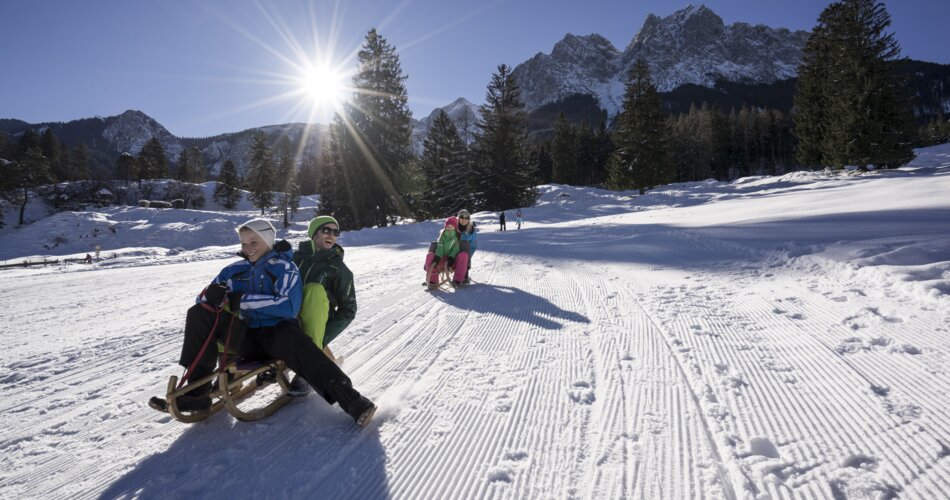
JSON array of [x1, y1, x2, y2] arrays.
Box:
[[1, 144, 949, 499]]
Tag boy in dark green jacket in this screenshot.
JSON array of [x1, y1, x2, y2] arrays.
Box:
[[290, 215, 357, 394]]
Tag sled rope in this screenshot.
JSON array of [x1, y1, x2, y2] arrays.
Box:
[[176, 303, 229, 390]]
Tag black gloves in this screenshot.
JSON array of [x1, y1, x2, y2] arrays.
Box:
[[204, 283, 227, 306], [203, 284, 242, 313], [227, 292, 243, 312]]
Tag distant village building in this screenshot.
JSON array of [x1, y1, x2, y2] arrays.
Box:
[[95, 188, 115, 206]]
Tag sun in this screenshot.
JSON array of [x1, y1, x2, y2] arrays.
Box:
[[299, 64, 347, 110]]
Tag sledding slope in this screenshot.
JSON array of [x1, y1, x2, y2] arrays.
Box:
[[1, 143, 948, 499]]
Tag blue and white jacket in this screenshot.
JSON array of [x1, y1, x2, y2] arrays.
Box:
[[459, 221, 478, 256], [198, 240, 303, 328]]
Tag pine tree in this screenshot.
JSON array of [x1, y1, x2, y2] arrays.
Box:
[[287, 174, 302, 225], [213, 159, 242, 209], [175, 148, 192, 182], [16, 130, 41, 160], [0, 133, 13, 160], [69, 143, 90, 181], [324, 28, 414, 228], [246, 132, 275, 215], [175, 146, 205, 183], [550, 113, 577, 185], [8, 146, 50, 225], [137, 138, 168, 182], [421, 110, 469, 217], [794, 0, 914, 169], [472, 64, 537, 210], [40, 129, 66, 181], [591, 121, 614, 186], [607, 59, 674, 193], [116, 152, 137, 186], [530, 142, 554, 184], [297, 153, 319, 195], [273, 137, 297, 228], [575, 122, 596, 186], [316, 115, 348, 226]]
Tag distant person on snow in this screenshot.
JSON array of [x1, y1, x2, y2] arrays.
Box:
[[290, 215, 357, 395], [158, 218, 375, 426], [515, 209, 523, 230], [424, 216, 469, 287], [456, 209, 478, 284], [499, 211, 506, 231]]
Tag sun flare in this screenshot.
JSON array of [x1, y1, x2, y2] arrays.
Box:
[[299, 64, 347, 110]]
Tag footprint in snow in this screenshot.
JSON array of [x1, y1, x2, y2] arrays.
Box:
[[504, 450, 529, 461], [870, 385, 890, 397], [842, 454, 877, 469], [888, 343, 922, 355], [569, 381, 595, 405], [746, 437, 780, 459], [487, 467, 514, 484]]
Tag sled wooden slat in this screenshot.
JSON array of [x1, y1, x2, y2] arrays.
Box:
[[426, 262, 452, 289], [218, 360, 293, 421], [161, 360, 292, 423]]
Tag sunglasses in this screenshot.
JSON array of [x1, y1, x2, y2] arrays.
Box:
[[317, 226, 341, 236], [459, 216, 469, 220]]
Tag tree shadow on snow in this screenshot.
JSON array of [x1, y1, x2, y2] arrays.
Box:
[[433, 283, 590, 331], [97, 396, 391, 499]]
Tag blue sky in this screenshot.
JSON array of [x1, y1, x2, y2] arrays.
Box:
[[1, 0, 945, 138]]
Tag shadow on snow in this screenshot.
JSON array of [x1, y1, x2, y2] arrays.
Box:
[[98, 398, 390, 499], [433, 283, 590, 331]]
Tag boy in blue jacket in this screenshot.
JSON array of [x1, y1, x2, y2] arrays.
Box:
[[169, 218, 375, 426]]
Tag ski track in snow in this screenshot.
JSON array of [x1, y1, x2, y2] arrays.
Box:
[[2, 147, 950, 499]]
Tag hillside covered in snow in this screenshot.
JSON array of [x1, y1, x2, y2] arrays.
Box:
[[1, 143, 948, 499]]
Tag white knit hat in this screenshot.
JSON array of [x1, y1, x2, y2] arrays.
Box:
[[237, 218, 276, 248]]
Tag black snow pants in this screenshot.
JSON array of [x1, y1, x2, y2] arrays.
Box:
[[178, 303, 361, 406]]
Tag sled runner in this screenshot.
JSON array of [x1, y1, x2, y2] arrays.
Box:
[[149, 359, 293, 423], [425, 261, 454, 289]]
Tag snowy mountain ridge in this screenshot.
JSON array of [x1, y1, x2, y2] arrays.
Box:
[[100, 110, 184, 161], [410, 97, 480, 154], [512, 4, 810, 115]]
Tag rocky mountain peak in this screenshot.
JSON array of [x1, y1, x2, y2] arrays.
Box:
[[512, 4, 810, 116], [411, 97, 480, 155], [102, 110, 182, 158]]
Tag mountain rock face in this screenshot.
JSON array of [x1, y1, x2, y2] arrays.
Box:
[[411, 97, 480, 155], [195, 123, 325, 176], [512, 4, 810, 115], [102, 110, 184, 161]]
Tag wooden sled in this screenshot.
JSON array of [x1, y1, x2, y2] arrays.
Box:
[[423, 241, 470, 290], [152, 359, 293, 423], [425, 261, 454, 290]]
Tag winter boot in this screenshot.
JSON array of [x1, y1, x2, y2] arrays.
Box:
[[256, 367, 278, 386], [326, 378, 376, 427], [176, 382, 212, 412], [287, 373, 312, 397]]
